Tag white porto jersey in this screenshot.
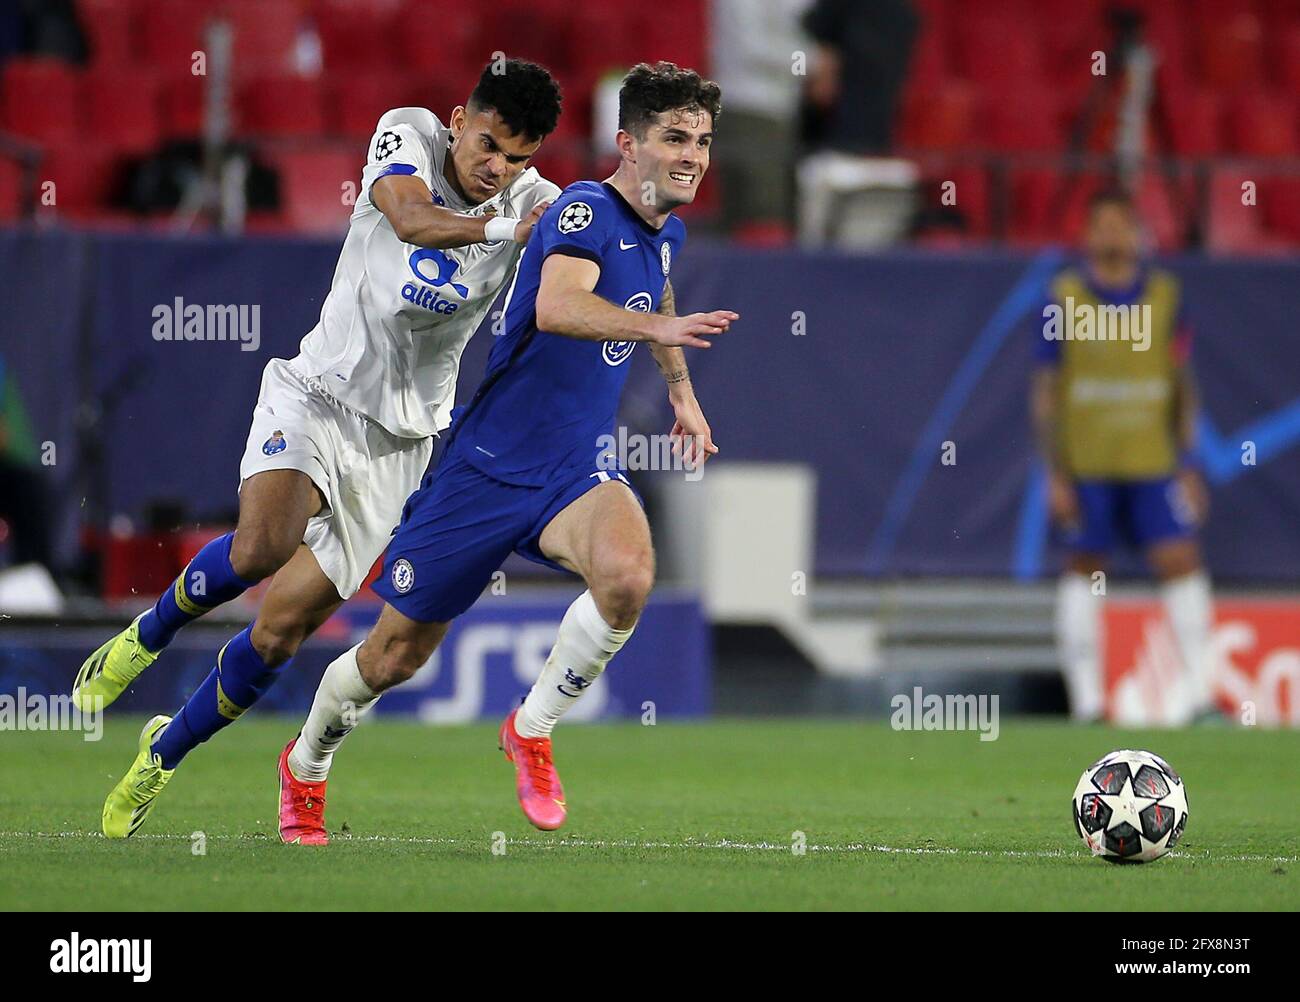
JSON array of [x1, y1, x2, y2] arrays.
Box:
[[290, 107, 560, 438]]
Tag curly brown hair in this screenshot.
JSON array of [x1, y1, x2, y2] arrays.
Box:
[[618, 61, 721, 139]]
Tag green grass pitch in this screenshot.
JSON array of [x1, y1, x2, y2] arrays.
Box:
[[1, 716, 1297, 910]]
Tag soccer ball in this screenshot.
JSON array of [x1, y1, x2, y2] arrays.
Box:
[[1071, 749, 1188, 863]]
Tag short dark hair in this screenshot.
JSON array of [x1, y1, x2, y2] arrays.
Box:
[[618, 61, 721, 139], [1087, 185, 1136, 217], [467, 58, 562, 142]]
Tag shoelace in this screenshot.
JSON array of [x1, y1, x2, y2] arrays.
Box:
[[525, 742, 555, 797], [136, 757, 171, 799], [293, 783, 326, 820]]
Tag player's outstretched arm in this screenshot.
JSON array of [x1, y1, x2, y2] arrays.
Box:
[[536, 254, 737, 348], [372, 174, 544, 249], [649, 278, 718, 467]]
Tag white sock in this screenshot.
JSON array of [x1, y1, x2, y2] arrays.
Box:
[[1162, 570, 1214, 716], [1057, 573, 1104, 721], [288, 644, 381, 782], [515, 590, 634, 738]]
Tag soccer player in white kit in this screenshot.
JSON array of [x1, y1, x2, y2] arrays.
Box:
[[79, 60, 564, 840]]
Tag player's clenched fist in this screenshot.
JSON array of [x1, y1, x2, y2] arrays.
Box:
[[514, 201, 551, 243], [652, 310, 738, 349]]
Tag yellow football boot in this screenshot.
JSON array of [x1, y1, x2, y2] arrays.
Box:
[[102, 715, 175, 839], [73, 616, 160, 713]]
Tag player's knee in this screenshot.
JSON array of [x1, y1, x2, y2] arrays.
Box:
[[1150, 541, 1202, 580], [591, 553, 655, 629], [359, 634, 434, 691], [229, 526, 297, 581], [249, 614, 311, 668]]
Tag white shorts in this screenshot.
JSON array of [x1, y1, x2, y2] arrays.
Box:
[[238, 359, 433, 599]]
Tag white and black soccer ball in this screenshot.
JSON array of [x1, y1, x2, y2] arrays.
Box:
[[1071, 749, 1188, 863]]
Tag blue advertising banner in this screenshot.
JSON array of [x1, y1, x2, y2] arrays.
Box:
[[0, 591, 712, 721]]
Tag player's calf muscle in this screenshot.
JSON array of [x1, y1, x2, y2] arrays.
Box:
[[357, 609, 448, 691]]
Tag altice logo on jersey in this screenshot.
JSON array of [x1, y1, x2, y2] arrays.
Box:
[[151, 298, 260, 352], [402, 247, 467, 315], [595, 426, 709, 483], [50, 933, 151, 982]]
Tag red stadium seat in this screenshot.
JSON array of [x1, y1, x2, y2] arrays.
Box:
[[0, 157, 25, 221], [266, 147, 357, 234], [161, 70, 207, 139], [1206, 167, 1267, 253], [1261, 177, 1300, 242], [533, 146, 586, 190], [391, 0, 481, 81], [1006, 167, 1061, 244], [1142, 5, 1195, 92], [955, 8, 1046, 90], [642, 0, 708, 75], [138, 0, 214, 74], [1134, 171, 1185, 251], [329, 74, 413, 140], [314, 0, 401, 74], [238, 74, 326, 138], [900, 81, 980, 151], [904, 8, 952, 94], [1195, 9, 1264, 90], [85, 68, 164, 155], [1226, 91, 1298, 156], [402, 75, 473, 125], [41, 141, 121, 218], [1273, 22, 1300, 93], [570, 3, 645, 78], [78, 0, 140, 68], [460, 0, 575, 82], [1163, 87, 1223, 155], [223, 0, 303, 78], [0, 58, 82, 144], [937, 166, 993, 238], [984, 91, 1064, 152], [1057, 173, 1107, 243]]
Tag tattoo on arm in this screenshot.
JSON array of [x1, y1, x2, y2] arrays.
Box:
[[652, 279, 690, 385], [656, 360, 690, 384]]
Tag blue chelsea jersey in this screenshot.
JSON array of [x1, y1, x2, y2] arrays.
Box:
[[448, 180, 686, 486]]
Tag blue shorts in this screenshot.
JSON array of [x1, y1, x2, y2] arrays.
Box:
[[373, 443, 639, 622], [1064, 477, 1196, 554]]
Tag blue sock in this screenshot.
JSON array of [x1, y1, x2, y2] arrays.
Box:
[[151, 626, 286, 769], [137, 533, 258, 653]]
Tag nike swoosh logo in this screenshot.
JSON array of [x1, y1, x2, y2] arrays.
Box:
[[619, 239, 636, 250]]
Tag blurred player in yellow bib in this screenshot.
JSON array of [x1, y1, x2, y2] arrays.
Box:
[[1031, 188, 1214, 724]]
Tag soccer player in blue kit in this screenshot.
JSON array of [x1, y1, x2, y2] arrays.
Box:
[[277, 62, 737, 838]]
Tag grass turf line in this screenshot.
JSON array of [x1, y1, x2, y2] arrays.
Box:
[[0, 716, 1296, 911]]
